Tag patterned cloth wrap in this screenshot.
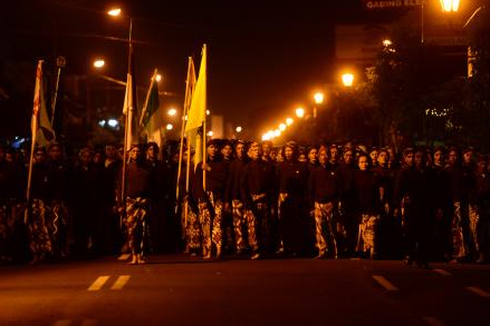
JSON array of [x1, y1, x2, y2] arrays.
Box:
[[232, 199, 246, 252], [28, 199, 53, 258], [199, 192, 223, 256], [125, 197, 149, 255], [314, 202, 337, 257], [244, 194, 269, 253], [356, 214, 380, 255], [182, 199, 201, 251], [451, 202, 466, 258]]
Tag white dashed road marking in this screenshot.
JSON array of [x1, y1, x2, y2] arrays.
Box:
[[466, 287, 490, 298], [88, 276, 110, 291], [372, 275, 399, 291], [432, 269, 452, 276], [111, 275, 131, 290], [422, 316, 446, 326]]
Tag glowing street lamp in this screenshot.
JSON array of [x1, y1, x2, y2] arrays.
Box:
[[440, 0, 460, 12], [207, 131, 214, 137], [167, 108, 177, 116], [166, 123, 173, 130], [313, 92, 325, 105], [274, 129, 281, 137], [156, 74, 162, 82], [382, 39, 393, 47], [236, 126, 243, 133], [206, 110, 211, 116], [108, 8, 122, 17], [341, 73, 354, 87], [295, 107, 305, 118], [262, 134, 270, 141], [279, 123, 286, 131], [286, 118, 294, 126], [93, 59, 105, 69], [267, 130, 275, 139]]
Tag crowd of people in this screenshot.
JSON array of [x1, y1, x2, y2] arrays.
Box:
[[0, 139, 489, 267]]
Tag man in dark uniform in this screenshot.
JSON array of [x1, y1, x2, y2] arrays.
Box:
[[277, 141, 309, 256], [0, 145, 18, 263], [309, 146, 342, 258], [194, 139, 229, 258], [241, 141, 275, 259], [396, 147, 434, 267], [339, 145, 357, 257], [225, 140, 248, 255]]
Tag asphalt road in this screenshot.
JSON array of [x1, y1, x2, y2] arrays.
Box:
[[1, 256, 489, 326]]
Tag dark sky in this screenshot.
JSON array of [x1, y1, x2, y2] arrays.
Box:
[[2, 0, 376, 138]]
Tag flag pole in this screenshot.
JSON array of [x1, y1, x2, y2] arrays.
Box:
[[50, 56, 66, 126], [25, 60, 43, 224], [176, 58, 194, 213], [120, 18, 133, 211], [202, 45, 207, 192]]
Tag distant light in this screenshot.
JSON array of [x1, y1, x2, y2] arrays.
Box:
[[166, 124, 174, 130], [279, 123, 286, 131], [207, 131, 214, 137], [274, 129, 281, 137], [98, 120, 106, 127], [296, 107, 305, 118], [262, 134, 271, 141], [382, 39, 393, 47], [93, 59, 105, 69], [108, 8, 122, 16], [267, 130, 275, 139], [286, 118, 294, 126], [206, 110, 210, 116], [156, 74, 162, 82], [236, 126, 243, 133], [168, 108, 177, 116], [107, 119, 119, 128], [440, 0, 460, 12], [184, 115, 188, 121], [342, 73, 354, 87], [313, 92, 325, 105]]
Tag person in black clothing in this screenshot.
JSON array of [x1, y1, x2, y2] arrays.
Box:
[[339, 145, 357, 257], [396, 148, 434, 267], [225, 140, 248, 254], [277, 141, 310, 256], [122, 144, 154, 264], [309, 147, 342, 258], [353, 153, 381, 258], [45, 142, 71, 258], [474, 155, 489, 263], [430, 147, 453, 261], [220, 140, 235, 253], [241, 141, 275, 259], [194, 140, 229, 258]]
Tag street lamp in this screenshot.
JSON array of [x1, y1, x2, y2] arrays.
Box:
[[296, 107, 305, 118], [341, 73, 354, 87], [93, 59, 105, 69], [156, 74, 162, 82], [108, 8, 122, 17], [166, 123, 174, 130], [313, 92, 325, 105], [279, 123, 286, 131], [382, 39, 393, 47], [440, 0, 460, 12], [286, 117, 294, 126], [236, 126, 243, 133], [274, 129, 281, 137], [167, 108, 177, 116]]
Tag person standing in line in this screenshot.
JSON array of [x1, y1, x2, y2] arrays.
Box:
[[194, 140, 229, 259], [353, 153, 381, 259], [225, 140, 248, 255], [241, 142, 275, 259], [339, 145, 357, 257], [309, 147, 342, 258]]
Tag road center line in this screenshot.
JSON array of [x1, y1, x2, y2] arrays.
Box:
[[432, 269, 452, 276], [111, 275, 131, 290], [422, 316, 446, 326], [88, 276, 110, 291], [466, 287, 490, 298], [53, 320, 72, 326], [118, 254, 130, 261], [372, 275, 399, 291]]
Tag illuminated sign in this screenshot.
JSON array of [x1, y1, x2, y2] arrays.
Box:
[[362, 0, 424, 9]]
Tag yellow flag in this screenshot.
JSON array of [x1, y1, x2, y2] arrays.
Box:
[[185, 44, 207, 132]]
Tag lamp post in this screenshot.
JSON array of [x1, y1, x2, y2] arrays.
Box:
[[313, 91, 324, 119]]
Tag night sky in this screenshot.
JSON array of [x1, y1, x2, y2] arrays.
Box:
[[1, 0, 381, 139]]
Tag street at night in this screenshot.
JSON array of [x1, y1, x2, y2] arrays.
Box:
[[1, 256, 489, 326]]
